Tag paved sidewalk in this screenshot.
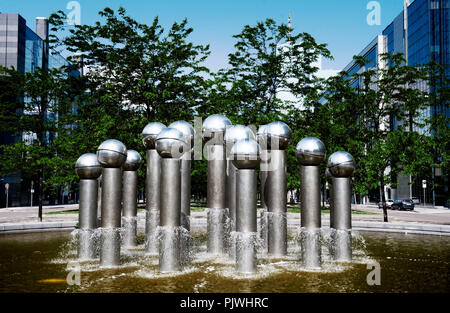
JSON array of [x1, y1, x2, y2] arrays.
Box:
[[1, 203, 449, 225]]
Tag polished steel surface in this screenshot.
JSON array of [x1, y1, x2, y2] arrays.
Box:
[[78, 179, 98, 230], [145, 149, 161, 254], [180, 159, 192, 231], [160, 159, 181, 227], [156, 127, 186, 159], [122, 150, 142, 171], [332, 177, 352, 230], [169, 121, 195, 148], [266, 150, 287, 256], [206, 144, 227, 210], [231, 138, 261, 169], [142, 122, 166, 149], [327, 151, 355, 177], [265, 121, 292, 150], [101, 167, 122, 229], [75, 153, 102, 179], [326, 167, 334, 229], [202, 114, 232, 141], [300, 165, 321, 229], [295, 137, 326, 166], [236, 169, 257, 233], [122, 171, 138, 218], [97, 140, 127, 168]]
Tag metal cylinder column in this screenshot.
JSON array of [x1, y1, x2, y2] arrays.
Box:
[[265, 122, 291, 257], [159, 158, 181, 272], [122, 150, 141, 249], [328, 151, 355, 262], [203, 114, 232, 256], [142, 122, 166, 254], [232, 138, 260, 273], [156, 127, 185, 272], [97, 139, 127, 268], [296, 137, 326, 269], [75, 153, 101, 261]]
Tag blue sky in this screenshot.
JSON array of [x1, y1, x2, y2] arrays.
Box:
[[1, 0, 405, 72]]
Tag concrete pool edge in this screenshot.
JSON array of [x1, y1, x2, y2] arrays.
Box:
[[1, 219, 450, 237]]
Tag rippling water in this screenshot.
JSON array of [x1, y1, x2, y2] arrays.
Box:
[[0, 229, 448, 293]]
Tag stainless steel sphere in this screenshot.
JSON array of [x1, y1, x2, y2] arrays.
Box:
[[224, 125, 255, 146], [75, 153, 102, 179], [295, 137, 326, 165], [142, 122, 166, 149], [327, 151, 355, 177], [122, 150, 142, 171], [202, 114, 232, 141], [97, 139, 127, 168], [265, 121, 292, 150], [155, 127, 186, 159], [231, 138, 260, 169], [168, 121, 195, 148]]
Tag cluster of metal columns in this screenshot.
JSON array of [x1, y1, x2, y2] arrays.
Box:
[[77, 139, 353, 273]]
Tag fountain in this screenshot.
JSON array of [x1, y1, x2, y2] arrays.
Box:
[[256, 124, 269, 252], [265, 121, 291, 257], [295, 137, 326, 269], [142, 122, 166, 254], [97, 139, 128, 267], [168, 121, 195, 231], [224, 125, 255, 259], [202, 114, 232, 256], [327, 151, 355, 261], [232, 138, 260, 273], [121, 150, 142, 249], [75, 153, 102, 260], [156, 127, 185, 272]]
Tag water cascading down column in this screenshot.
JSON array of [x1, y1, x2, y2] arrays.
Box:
[[142, 122, 166, 254], [122, 150, 142, 249], [75, 153, 102, 260], [295, 137, 326, 269], [224, 125, 255, 260], [256, 125, 269, 253], [202, 114, 232, 256], [232, 138, 260, 273], [266, 122, 292, 257], [168, 121, 195, 231], [327, 151, 355, 261], [156, 127, 185, 272], [97, 139, 127, 267]]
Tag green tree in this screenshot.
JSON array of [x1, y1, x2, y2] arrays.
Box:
[[0, 65, 80, 219]]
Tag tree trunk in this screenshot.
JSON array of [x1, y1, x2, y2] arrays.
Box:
[[38, 168, 43, 222], [380, 175, 388, 222]]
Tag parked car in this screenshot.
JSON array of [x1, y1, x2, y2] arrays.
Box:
[[378, 199, 394, 209], [411, 197, 420, 205], [391, 199, 415, 211]]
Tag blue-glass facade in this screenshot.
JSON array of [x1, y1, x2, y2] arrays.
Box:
[[340, 0, 449, 206], [0, 13, 79, 207]]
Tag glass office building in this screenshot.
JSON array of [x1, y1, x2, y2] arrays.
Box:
[[0, 13, 79, 207], [342, 0, 449, 206]]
